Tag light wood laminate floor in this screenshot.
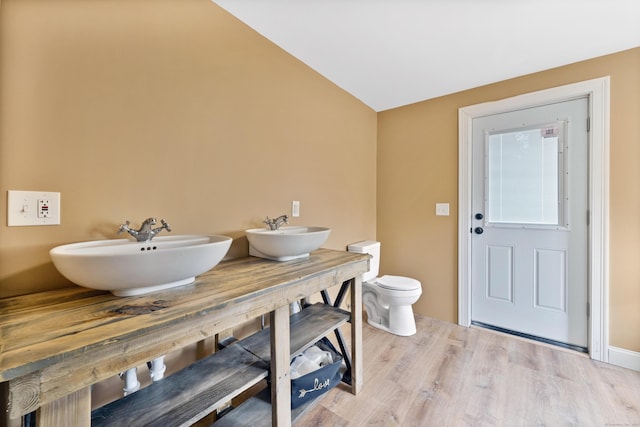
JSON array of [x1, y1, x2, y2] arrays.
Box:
[[294, 315, 640, 426]]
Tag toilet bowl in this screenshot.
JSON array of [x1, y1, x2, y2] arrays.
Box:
[[348, 241, 422, 336]]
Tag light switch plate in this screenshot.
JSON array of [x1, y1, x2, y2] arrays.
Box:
[[435, 203, 450, 216], [7, 190, 61, 226]]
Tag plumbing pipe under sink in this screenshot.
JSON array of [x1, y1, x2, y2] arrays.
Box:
[[121, 368, 140, 396], [149, 356, 166, 381], [120, 356, 166, 396]]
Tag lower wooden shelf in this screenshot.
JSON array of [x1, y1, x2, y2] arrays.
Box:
[[91, 344, 268, 427], [213, 387, 316, 427], [90, 303, 350, 426]]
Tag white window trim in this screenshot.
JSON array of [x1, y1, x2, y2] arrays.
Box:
[[458, 77, 610, 362]]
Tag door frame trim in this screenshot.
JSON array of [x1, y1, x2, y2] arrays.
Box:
[[458, 77, 610, 362]]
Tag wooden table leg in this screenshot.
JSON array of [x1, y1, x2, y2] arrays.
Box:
[[350, 276, 363, 394], [270, 305, 291, 427], [36, 386, 90, 427], [1, 382, 20, 427]]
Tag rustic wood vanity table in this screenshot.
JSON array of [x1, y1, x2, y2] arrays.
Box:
[[0, 248, 368, 426]]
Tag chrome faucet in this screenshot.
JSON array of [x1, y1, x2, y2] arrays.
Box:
[[263, 214, 288, 230], [118, 218, 172, 242]]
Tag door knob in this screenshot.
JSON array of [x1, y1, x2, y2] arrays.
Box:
[[474, 227, 484, 234], [475, 213, 484, 220]]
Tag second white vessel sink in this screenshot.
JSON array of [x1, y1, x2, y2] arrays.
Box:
[[245, 226, 331, 261], [50, 234, 232, 296]]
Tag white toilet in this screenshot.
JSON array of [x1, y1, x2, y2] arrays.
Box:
[[348, 241, 422, 336]]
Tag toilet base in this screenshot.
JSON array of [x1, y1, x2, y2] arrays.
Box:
[[365, 304, 417, 337], [361, 275, 422, 337]]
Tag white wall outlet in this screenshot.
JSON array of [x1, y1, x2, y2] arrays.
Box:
[[292, 200, 300, 217], [435, 203, 450, 216], [38, 199, 51, 218], [8, 190, 61, 226]]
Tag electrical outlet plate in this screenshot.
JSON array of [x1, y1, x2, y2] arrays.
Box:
[[7, 190, 61, 226], [292, 200, 300, 217]]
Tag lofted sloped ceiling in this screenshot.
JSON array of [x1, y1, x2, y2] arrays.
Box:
[[212, 0, 640, 112]]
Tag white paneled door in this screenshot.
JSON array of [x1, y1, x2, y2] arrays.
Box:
[[471, 98, 589, 349]]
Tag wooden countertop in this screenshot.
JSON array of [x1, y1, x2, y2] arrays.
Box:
[[0, 248, 369, 418]]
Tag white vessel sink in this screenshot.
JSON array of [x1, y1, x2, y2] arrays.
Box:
[[50, 234, 232, 296], [245, 226, 331, 261]]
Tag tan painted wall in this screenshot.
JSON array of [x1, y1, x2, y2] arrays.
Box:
[[0, 0, 377, 299], [378, 47, 640, 352]]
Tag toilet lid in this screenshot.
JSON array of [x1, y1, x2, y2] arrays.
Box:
[[375, 275, 421, 291]]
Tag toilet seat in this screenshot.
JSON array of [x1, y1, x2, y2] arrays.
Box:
[[375, 275, 421, 291]]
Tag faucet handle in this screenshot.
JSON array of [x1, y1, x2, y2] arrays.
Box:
[[117, 220, 131, 234], [160, 219, 172, 232]]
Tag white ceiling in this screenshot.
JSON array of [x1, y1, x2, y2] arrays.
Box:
[[212, 0, 640, 112]]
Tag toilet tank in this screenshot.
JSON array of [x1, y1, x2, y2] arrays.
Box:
[[347, 241, 380, 282]]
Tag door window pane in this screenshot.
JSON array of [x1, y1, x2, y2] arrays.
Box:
[[486, 125, 563, 225]]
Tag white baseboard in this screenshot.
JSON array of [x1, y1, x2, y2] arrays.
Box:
[[608, 346, 640, 371]]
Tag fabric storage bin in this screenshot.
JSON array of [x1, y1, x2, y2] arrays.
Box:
[[289, 337, 343, 409]]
